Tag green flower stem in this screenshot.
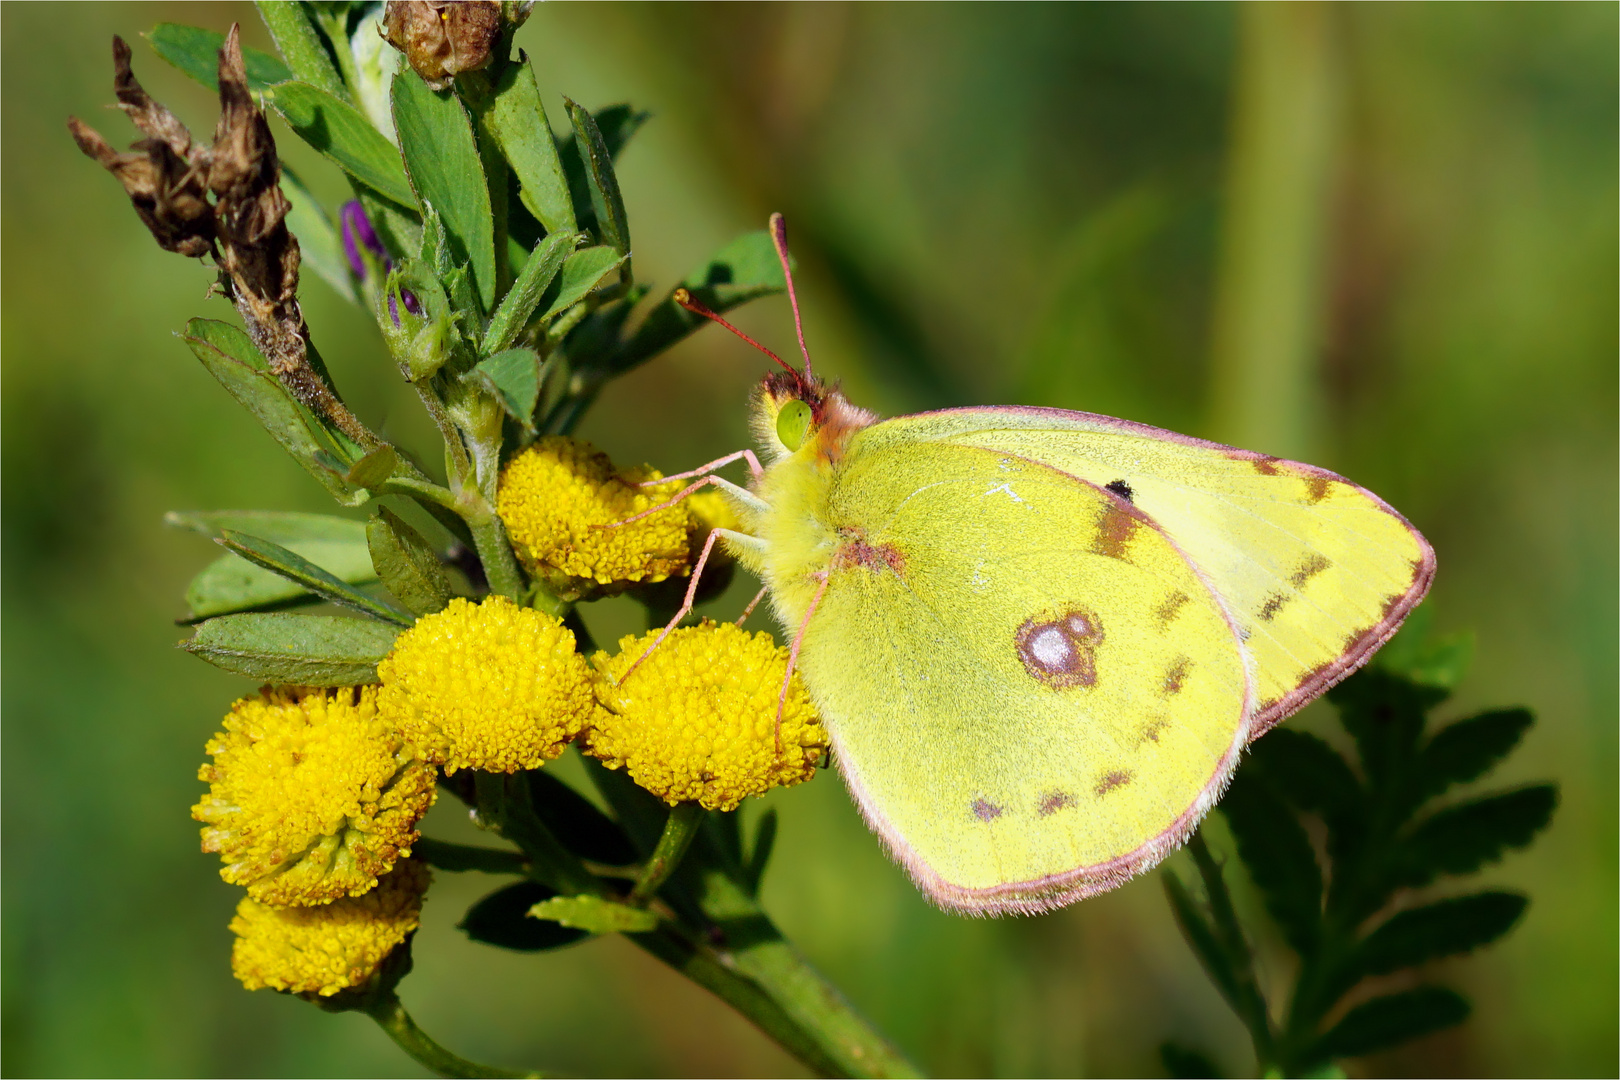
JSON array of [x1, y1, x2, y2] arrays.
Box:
[[1188, 831, 1276, 1070], [475, 773, 602, 897], [629, 801, 704, 905], [367, 994, 545, 1078], [310, 7, 363, 104], [413, 837, 528, 876]]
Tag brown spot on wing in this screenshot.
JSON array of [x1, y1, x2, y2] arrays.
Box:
[[1253, 456, 1282, 476], [971, 798, 1002, 822], [1290, 552, 1332, 588], [1138, 717, 1170, 745], [1305, 475, 1332, 503], [1015, 607, 1103, 689], [1094, 770, 1132, 796], [1037, 792, 1076, 817], [1258, 592, 1290, 622], [830, 528, 907, 577], [1162, 656, 1192, 696], [1155, 590, 1189, 627], [1091, 502, 1140, 560]]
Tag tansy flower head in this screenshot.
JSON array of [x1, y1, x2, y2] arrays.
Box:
[[230, 859, 431, 997], [497, 435, 709, 596], [587, 621, 826, 811], [377, 595, 596, 773], [193, 686, 435, 907]]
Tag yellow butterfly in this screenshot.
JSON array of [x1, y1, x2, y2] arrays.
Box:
[[652, 215, 1433, 916]]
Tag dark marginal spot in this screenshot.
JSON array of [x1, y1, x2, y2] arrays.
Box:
[[1139, 717, 1170, 745], [1105, 479, 1134, 503], [1290, 553, 1332, 588], [1253, 456, 1282, 476], [1258, 592, 1290, 622], [1163, 656, 1191, 696], [1037, 792, 1076, 817], [1015, 606, 1104, 689], [1095, 770, 1132, 797], [972, 798, 1002, 822], [1155, 590, 1189, 627], [1091, 503, 1140, 560], [1305, 475, 1332, 503]]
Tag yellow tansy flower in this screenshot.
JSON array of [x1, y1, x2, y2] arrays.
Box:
[[587, 621, 826, 811], [377, 595, 596, 773], [193, 686, 436, 907], [231, 859, 431, 997], [497, 435, 707, 594]]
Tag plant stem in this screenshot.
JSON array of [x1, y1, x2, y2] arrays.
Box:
[[1187, 831, 1277, 1070], [475, 773, 602, 897], [629, 802, 703, 905], [413, 837, 528, 876], [367, 994, 544, 1078]]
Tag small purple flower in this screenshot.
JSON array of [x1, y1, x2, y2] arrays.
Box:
[[341, 201, 387, 277], [388, 288, 423, 326]]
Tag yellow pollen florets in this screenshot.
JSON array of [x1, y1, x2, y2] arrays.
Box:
[[587, 621, 826, 811], [193, 686, 436, 907], [377, 595, 596, 773], [230, 859, 431, 997], [497, 435, 707, 593]]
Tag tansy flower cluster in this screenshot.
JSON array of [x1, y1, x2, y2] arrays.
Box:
[[192, 438, 819, 999]]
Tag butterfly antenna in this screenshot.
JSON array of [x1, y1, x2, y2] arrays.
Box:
[[672, 288, 797, 376], [769, 212, 814, 378]]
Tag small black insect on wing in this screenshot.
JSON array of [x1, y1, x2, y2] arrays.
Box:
[[1105, 479, 1134, 503]]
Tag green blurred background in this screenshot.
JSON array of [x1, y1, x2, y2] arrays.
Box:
[[3, 2, 1614, 1076]]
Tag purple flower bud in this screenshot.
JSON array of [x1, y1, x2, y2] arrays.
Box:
[[388, 288, 423, 326], [341, 201, 386, 277]]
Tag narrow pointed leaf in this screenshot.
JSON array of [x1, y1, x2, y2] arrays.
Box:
[[255, 0, 347, 101], [393, 70, 496, 312], [268, 82, 416, 210], [166, 510, 366, 544], [220, 530, 412, 625], [1415, 709, 1534, 803], [484, 232, 578, 354], [345, 445, 399, 490], [485, 54, 576, 234], [176, 513, 375, 619], [280, 165, 354, 302], [529, 895, 659, 935], [1163, 872, 1244, 1014], [1355, 891, 1528, 976], [539, 246, 627, 323], [414, 838, 527, 876], [461, 880, 587, 952], [1395, 786, 1557, 888], [525, 771, 638, 866], [182, 613, 400, 684], [366, 507, 451, 617], [1220, 773, 1323, 953], [1312, 987, 1470, 1059], [145, 23, 291, 91], [742, 808, 778, 896], [563, 98, 630, 260]]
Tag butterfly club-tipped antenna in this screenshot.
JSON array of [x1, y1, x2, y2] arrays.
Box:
[[768, 212, 814, 380]]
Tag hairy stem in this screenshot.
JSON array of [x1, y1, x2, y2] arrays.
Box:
[[629, 802, 704, 905], [368, 994, 544, 1078]]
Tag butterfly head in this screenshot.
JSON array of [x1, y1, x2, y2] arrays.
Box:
[[750, 369, 875, 463]]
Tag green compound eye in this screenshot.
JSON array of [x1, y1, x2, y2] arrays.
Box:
[[776, 399, 813, 451]]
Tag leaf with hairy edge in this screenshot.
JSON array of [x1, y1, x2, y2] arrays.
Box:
[[145, 23, 291, 91], [280, 165, 354, 302], [558, 103, 648, 237], [525, 771, 638, 867], [1355, 891, 1527, 976], [1394, 786, 1557, 888], [484, 232, 578, 354], [393, 70, 496, 313], [472, 350, 542, 430], [182, 613, 400, 685], [563, 98, 630, 262], [1311, 987, 1469, 1060], [182, 320, 363, 505], [268, 83, 417, 210], [538, 246, 627, 324], [1221, 773, 1322, 954], [530, 895, 659, 935], [484, 55, 576, 234], [219, 530, 412, 625], [255, 0, 347, 100], [612, 230, 786, 374], [175, 514, 375, 620], [1415, 709, 1534, 803], [461, 880, 588, 952], [366, 507, 451, 617]]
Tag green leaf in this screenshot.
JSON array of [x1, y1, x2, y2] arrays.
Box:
[[612, 230, 787, 373], [461, 880, 588, 952], [525, 771, 639, 867], [1163, 871, 1246, 1015], [1221, 771, 1323, 953], [165, 509, 365, 544], [1312, 987, 1470, 1060], [1395, 785, 1557, 888], [741, 808, 778, 896], [472, 350, 542, 429], [182, 612, 400, 684], [413, 838, 526, 876], [255, 0, 348, 102], [484, 232, 578, 354], [174, 513, 375, 620], [562, 98, 631, 262], [539, 246, 627, 323], [529, 895, 659, 935], [280, 165, 354, 302], [365, 507, 451, 617], [582, 754, 668, 856], [1160, 1043, 1225, 1079], [219, 530, 412, 625], [268, 82, 417, 210], [145, 23, 291, 91], [1248, 729, 1365, 857], [1328, 667, 1445, 795], [484, 55, 576, 235], [181, 319, 363, 505], [1355, 891, 1528, 976], [1415, 708, 1534, 803], [344, 445, 399, 490], [392, 70, 497, 313]]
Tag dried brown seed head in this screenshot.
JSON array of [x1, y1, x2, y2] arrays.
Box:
[[382, 0, 501, 90]]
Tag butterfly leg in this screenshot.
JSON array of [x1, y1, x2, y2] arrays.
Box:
[[616, 527, 762, 685], [775, 570, 829, 755], [636, 448, 765, 486], [603, 473, 769, 530], [734, 585, 769, 627]]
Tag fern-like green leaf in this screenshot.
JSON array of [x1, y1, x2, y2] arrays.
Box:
[[1415, 708, 1533, 803], [1355, 891, 1528, 976], [1220, 774, 1323, 953], [1395, 785, 1558, 888], [1311, 987, 1469, 1060]]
